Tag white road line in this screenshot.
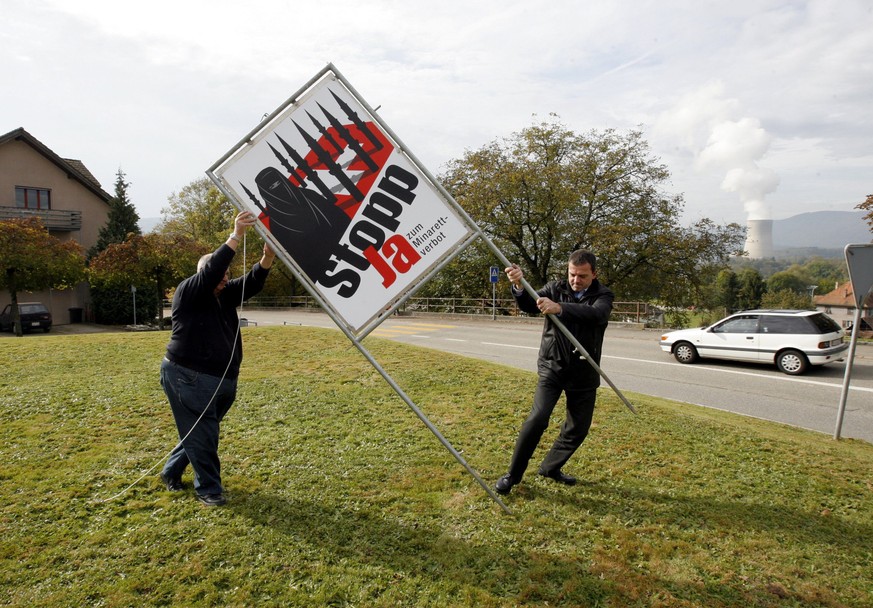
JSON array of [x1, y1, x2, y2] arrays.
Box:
[[478, 344, 871, 394], [603, 354, 873, 393], [482, 341, 537, 350]]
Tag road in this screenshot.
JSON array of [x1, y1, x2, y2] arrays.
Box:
[[237, 309, 873, 444]]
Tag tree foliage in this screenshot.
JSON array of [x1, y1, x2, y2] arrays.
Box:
[[857, 193, 873, 233], [88, 233, 208, 325], [0, 217, 86, 335], [160, 177, 237, 245], [761, 289, 815, 310], [735, 267, 766, 310], [90, 168, 141, 258], [438, 116, 745, 304]]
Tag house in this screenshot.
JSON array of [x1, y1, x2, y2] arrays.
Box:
[[0, 128, 112, 323], [813, 281, 873, 337]]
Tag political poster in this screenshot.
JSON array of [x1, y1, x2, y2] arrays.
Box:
[[210, 65, 475, 336]]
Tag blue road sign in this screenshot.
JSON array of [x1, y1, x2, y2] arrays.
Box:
[[490, 266, 500, 283]]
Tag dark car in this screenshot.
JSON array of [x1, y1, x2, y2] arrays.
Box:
[[0, 302, 53, 333]]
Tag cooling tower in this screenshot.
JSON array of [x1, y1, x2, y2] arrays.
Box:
[[744, 219, 774, 258]]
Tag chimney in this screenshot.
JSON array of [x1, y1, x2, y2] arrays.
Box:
[[744, 219, 774, 259]]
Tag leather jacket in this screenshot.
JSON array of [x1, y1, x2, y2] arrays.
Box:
[[513, 278, 614, 388]]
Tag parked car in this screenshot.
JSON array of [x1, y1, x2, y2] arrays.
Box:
[[0, 302, 52, 333], [659, 309, 847, 375]]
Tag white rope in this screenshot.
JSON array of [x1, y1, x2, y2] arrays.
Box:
[[97, 233, 249, 503]]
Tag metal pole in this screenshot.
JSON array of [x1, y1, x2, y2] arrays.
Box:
[[834, 307, 862, 439], [492, 281, 496, 321], [479, 247, 637, 415], [349, 337, 512, 514]]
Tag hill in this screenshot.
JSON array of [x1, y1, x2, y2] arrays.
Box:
[[773, 210, 869, 250]]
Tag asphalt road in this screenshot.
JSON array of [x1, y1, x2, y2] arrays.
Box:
[[235, 309, 873, 444]]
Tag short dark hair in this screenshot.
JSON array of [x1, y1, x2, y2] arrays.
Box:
[[568, 249, 597, 272]]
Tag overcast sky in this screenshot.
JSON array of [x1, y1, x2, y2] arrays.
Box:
[[3, 0, 871, 226]]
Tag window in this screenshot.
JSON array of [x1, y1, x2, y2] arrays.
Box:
[[15, 186, 51, 210], [713, 315, 759, 334], [760, 315, 813, 334]]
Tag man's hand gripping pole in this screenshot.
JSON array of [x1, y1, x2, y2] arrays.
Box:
[[516, 275, 637, 415]]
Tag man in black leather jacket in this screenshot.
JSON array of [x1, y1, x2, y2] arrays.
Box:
[[495, 250, 613, 495]]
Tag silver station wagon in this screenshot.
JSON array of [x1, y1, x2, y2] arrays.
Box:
[[659, 309, 848, 375]]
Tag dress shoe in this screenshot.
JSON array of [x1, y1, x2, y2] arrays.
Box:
[[159, 471, 184, 492], [196, 493, 227, 507], [495, 474, 516, 495], [538, 469, 577, 486]]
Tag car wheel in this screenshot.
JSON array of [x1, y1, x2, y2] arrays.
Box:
[[776, 349, 808, 375], [673, 341, 698, 364]]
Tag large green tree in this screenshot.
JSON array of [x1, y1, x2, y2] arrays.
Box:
[[90, 168, 141, 257], [88, 233, 208, 325], [438, 115, 745, 304], [160, 177, 236, 245], [0, 217, 85, 336]]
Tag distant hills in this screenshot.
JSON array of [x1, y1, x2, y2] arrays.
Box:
[[139, 217, 161, 233], [772, 210, 870, 255]]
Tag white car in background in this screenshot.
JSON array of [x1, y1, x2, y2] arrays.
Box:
[[659, 309, 848, 375]]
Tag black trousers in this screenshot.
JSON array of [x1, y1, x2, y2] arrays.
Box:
[[507, 373, 597, 481]]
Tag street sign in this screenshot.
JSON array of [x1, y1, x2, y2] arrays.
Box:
[[490, 266, 499, 283], [834, 243, 873, 440], [845, 244, 873, 308]]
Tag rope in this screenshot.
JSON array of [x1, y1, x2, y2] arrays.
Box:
[[97, 233, 249, 503]]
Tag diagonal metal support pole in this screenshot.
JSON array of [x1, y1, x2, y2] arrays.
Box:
[[455, 228, 638, 415], [349, 338, 513, 515]]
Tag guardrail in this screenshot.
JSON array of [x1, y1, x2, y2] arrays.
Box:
[[208, 295, 655, 323]]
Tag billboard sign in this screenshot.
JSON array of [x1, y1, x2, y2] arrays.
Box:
[[210, 65, 475, 336]]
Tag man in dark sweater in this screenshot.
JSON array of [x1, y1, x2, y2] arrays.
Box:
[[495, 250, 614, 496], [159, 210, 275, 506]]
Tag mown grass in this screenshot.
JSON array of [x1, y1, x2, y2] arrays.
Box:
[[0, 326, 871, 607]]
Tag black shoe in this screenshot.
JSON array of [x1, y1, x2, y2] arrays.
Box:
[[160, 471, 184, 492], [196, 493, 227, 507], [495, 474, 516, 495], [538, 469, 577, 486]]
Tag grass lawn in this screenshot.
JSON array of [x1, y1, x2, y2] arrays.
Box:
[[1, 326, 871, 607]]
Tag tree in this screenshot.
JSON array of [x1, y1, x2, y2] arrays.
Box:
[[712, 269, 739, 314], [89, 233, 208, 325], [0, 217, 85, 336], [735, 267, 765, 310], [439, 115, 744, 304], [761, 289, 814, 310], [160, 177, 236, 245], [90, 169, 141, 257], [857, 193, 873, 233], [767, 270, 808, 295]]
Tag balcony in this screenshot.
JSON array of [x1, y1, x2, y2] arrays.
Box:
[[0, 206, 82, 231]]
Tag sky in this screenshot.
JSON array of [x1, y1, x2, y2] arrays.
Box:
[[3, 0, 871, 226]]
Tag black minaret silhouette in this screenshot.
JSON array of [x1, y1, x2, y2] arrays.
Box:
[[317, 102, 379, 173], [292, 119, 365, 202], [329, 89, 384, 152]]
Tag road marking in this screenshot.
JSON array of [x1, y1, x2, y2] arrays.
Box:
[[482, 341, 537, 350], [603, 354, 873, 393]]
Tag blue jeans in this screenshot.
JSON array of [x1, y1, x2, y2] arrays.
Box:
[[507, 373, 597, 481], [160, 358, 237, 495]]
